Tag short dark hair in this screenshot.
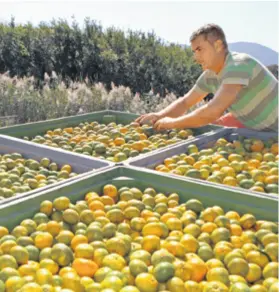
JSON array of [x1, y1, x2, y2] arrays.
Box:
[[190, 23, 228, 51]]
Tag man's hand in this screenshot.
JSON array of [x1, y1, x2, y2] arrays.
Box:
[[135, 113, 162, 125], [153, 117, 176, 131]]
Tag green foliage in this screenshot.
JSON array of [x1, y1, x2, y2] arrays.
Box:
[[0, 17, 202, 96]]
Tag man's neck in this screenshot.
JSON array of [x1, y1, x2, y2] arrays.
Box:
[[214, 50, 229, 75]]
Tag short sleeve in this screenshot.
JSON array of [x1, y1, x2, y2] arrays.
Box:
[[193, 71, 211, 94], [221, 60, 252, 87]]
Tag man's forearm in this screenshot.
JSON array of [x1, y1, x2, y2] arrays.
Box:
[[170, 105, 220, 128], [155, 84, 241, 130], [157, 88, 207, 119], [158, 96, 189, 119]]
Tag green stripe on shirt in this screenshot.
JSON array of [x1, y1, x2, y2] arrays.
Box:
[[230, 74, 273, 110], [242, 96, 278, 127]]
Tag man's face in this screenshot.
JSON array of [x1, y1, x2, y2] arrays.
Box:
[[191, 35, 218, 71]]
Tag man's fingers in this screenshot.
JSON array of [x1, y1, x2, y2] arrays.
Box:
[[136, 115, 147, 124], [135, 115, 144, 123], [140, 115, 152, 124], [136, 114, 159, 125], [150, 117, 158, 124], [153, 120, 160, 131]]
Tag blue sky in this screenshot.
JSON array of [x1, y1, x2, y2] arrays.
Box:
[[0, 0, 278, 51]]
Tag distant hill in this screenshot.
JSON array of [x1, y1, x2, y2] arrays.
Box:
[[228, 42, 278, 66]]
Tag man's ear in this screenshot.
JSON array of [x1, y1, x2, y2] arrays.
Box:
[[214, 40, 223, 53]]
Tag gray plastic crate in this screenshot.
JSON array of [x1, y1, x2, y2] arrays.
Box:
[[126, 127, 278, 196], [0, 166, 277, 229], [0, 110, 225, 162], [0, 135, 113, 205]]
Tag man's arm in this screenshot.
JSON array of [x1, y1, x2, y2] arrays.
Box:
[[136, 87, 208, 124], [154, 84, 243, 130], [158, 86, 208, 118]]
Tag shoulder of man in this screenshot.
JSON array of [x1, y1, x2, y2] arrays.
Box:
[[227, 51, 277, 81], [220, 51, 258, 86], [225, 51, 258, 69], [230, 51, 254, 62]]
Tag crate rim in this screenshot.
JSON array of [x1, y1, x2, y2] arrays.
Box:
[[0, 165, 277, 230]]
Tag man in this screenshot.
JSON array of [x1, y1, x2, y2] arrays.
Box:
[[136, 24, 278, 132]]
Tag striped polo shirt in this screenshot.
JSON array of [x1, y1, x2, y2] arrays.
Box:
[[194, 51, 278, 132]]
